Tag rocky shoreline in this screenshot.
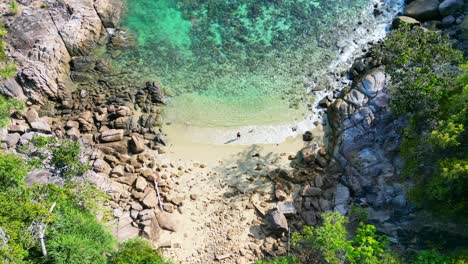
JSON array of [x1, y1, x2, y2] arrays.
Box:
[[0, 0, 467, 263]]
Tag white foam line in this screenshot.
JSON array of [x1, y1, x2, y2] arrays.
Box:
[[176, 0, 404, 145]]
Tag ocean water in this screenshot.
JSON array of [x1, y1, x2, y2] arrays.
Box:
[[117, 0, 402, 144]]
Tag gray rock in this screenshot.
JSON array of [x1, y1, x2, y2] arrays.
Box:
[[334, 184, 350, 215], [8, 124, 28, 134], [100, 129, 124, 142], [94, 0, 124, 28], [65, 120, 80, 129], [3, 133, 20, 148], [93, 159, 112, 174], [141, 218, 161, 241], [66, 127, 81, 139], [439, 0, 464, 17], [135, 177, 148, 191], [0, 78, 26, 101], [142, 190, 158, 208], [275, 189, 288, 201], [24, 109, 39, 124], [441, 15, 456, 27], [30, 119, 51, 133], [129, 134, 145, 154], [267, 210, 288, 233], [392, 16, 421, 28], [404, 0, 440, 21], [139, 209, 155, 221], [277, 201, 297, 216], [131, 202, 143, 211], [156, 211, 179, 232], [9, 9, 73, 103], [49, 0, 104, 56], [301, 186, 322, 197], [344, 89, 367, 107], [117, 214, 139, 242], [111, 165, 125, 177], [302, 210, 317, 225], [356, 68, 385, 98], [25, 169, 52, 186]]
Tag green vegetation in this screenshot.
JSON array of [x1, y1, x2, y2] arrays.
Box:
[[9, 1, 19, 15], [291, 212, 398, 264], [109, 238, 172, 264], [0, 152, 28, 190], [373, 26, 467, 221], [0, 148, 169, 263], [25, 135, 90, 179], [0, 23, 16, 79], [0, 95, 24, 127], [50, 140, 89, 178]]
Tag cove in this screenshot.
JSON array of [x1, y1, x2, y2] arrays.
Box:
[[117, 0, 378, 143]]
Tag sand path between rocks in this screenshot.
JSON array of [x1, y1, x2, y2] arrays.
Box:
[[153, 125, 324, 263]]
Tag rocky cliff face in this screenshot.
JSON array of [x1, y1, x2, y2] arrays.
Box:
[[1, 0, 121, 104]]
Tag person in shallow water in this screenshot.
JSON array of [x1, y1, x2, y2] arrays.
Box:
[[237, 132, 241, 140]]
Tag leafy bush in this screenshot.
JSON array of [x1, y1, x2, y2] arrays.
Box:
[[27, 135, 89, 178], [109, 238, 170, 264], [0, 95, 24, 127], [292, 212, 400, 264], [0, 152, 29, 190], [51, 140, 89, 178], [292, 212, 349, 264], [45, 201, 116, 264], [373, 26, 468, 220], [9, 1, 19, 15], [0, 22, 17, 79], [0, 187, 52, 263]]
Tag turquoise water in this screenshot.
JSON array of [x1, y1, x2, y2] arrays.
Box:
[[118, 0, 370, 128]]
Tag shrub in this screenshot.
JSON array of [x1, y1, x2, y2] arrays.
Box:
[[0, 152, 28, 190], [292, 212, 400, 264], [109, 238, 170, 264], [44, 201, 116, 264], [27, 135, 89, 178], [373, 26, 468, 221], [0, 23, 17, 79], [51, 140, 90, 178], [0, 95, 24, 127], [0, 187, 54, 263], [292, 212, 349, 264], [9, 1, 19, 15]]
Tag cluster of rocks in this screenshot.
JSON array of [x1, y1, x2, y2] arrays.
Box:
[[0, 108, 52, 149], [394, 0, 467, 55], [0, 0, 184, 246]]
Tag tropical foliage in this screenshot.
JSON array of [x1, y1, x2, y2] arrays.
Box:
[[373, 26, 467, 220], [291, 212, 399, 264]]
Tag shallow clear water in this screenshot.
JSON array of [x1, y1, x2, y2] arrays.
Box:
[[118, 0, 372, 128]]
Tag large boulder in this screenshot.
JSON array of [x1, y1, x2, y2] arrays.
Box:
[[129, 134, 145, 154], [392, 16, 421, 29], [0, 78, 27, 101], [355, 68, 386, 98], [49, 0, 104, 56], [9, 9, 73, 103], [117, 213, 140, 242], [156, 211, 179, 232], [141, 189, 158, 208], [404, 0, 440, 21], [438, 0, 464, 16], [94, 0, 124, 28], [100, 129, 124, 142], [267, 210, 288, 233]]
